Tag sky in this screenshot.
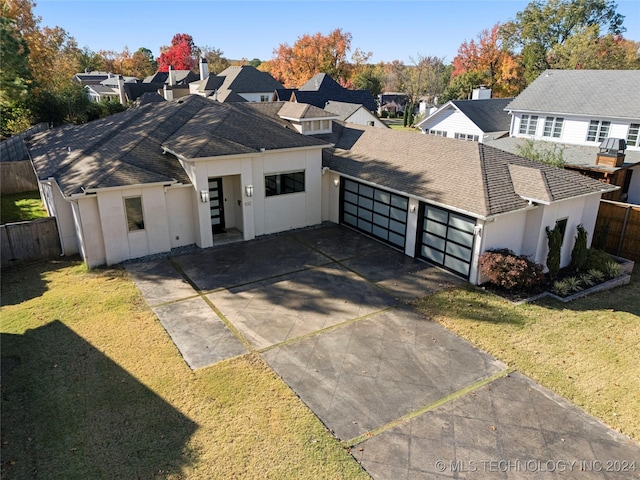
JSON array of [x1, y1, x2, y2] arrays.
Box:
[[34, 0, 640, 65]]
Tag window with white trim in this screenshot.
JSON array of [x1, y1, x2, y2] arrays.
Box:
[[124, 197, 145, 231], [519, 115, 538, 135], [454, 133, 479, 142], [260, 95, 270, 102], [543, 117, 564, 138], [427, 129, 446, 137], [586, 120, 610, 142], [627, 123, 640, 147]]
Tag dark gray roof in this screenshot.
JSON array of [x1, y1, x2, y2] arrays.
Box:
[[451, 98, 513, 132], [214, 66, 283, 98], [0, 123, 49, 162], [274, 88, 295, 101], [505, 70, 640, 119], [143, 70, 198, 86], [324, 124, 616, 218], [277, 102, 337, 120], [28, 95, 328, 196], [289, 73, 377, 112], [324, 101, 362, 120]]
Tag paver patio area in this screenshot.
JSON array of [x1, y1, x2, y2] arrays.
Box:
[[126, 224, 640, 479]]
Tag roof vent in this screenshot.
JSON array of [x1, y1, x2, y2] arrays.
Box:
[[596, 138, 626, 167]]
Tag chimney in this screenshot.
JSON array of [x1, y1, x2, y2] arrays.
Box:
[[168, 65, 176, 86], [117, 75, 126, 105], [472, 86, 491, 100], [596, 138, 626, 167], [199, 57, 209, 80]]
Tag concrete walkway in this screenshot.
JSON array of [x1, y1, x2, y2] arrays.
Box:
[[126, 224, 640, 479]]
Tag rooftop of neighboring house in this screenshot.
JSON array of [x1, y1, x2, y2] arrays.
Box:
[[282, 73, 377, 113], [190, 66, 283, 101], [323, 101, 370, 121], [143, 70, 198, 86], [72, 71, 111, 85], [505, 69, 640, 119], [100, 75, 140, 86], [27, 95, 328, 197], [323, 123, 616, 218], [485, 136, 640, 173], [416, 97, 513, 134]]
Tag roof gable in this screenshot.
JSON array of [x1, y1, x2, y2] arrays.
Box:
[[505, 69, 640, 119]]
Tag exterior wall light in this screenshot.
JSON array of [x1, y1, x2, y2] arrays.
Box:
[[409, 205, 417, 213], [245, 185, 254, 197], [333, 178, 340, 187], [200, 190, 208, 203]]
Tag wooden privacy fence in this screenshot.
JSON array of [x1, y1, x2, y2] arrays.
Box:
[[0, 161, 39, 194], [593, 200, 640, 262], [1, 218, 62, 268]]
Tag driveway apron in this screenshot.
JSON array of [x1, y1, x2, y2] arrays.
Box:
[[126, 224, 640, 479]]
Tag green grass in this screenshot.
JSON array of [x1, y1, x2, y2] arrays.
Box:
[[412, 266, 640, 441], [1, 191, 47, 224], [0, 259, 368, 480]]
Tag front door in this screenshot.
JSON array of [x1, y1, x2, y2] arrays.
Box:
[[208, 177, 225, 234]]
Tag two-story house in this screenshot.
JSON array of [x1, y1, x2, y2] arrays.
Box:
[[487, 70, 640, 204]]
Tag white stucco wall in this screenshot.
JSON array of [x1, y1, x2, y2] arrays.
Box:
[[165, 185, 197, 249], [74, 196, 106, 267], [345, 109, 386, 128], [39, 180, 78, 256], [418, 106, 483, 139], [627, 164, 640, 205], [238, 92, 272, 102]]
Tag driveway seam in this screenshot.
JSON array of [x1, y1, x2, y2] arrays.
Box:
[[343, 367, 516, 447]]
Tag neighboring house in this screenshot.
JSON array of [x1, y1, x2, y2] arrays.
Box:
[[144, 67, 199, 100], [190, 63, 283, 102], [415, 97, 512, 143], [497, 69, 640, 204], [275, 73, 377, 113], [28, 95, 615, 285], [324, 101, 388, 128], [72, 71, 111, 86]]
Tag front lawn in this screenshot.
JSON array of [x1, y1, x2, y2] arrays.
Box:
[[1, 191, 47, 224], [0, 259, 368, 480], [412, 266, 640, 441]]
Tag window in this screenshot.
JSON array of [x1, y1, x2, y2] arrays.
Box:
[[454, 133, 479, 142], [543, 117, 564, 138], [427, 129, 445, 137], [627, 123, 640, 147], [265, 171, 305, 197], [125, 197, 144, 231], [586, 120, 610, 142], [556, 218, 568, 242], [519, 115, 538, 135], [260, 95, 270, 102]]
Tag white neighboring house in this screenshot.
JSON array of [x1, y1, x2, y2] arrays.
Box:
[[415, 97, 513, 143], [28, 95, 616, 284], [492, 69, 640, 204], [324, 101, 388, 128]]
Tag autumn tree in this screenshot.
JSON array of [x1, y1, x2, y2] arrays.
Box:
[[547, 25, 640, 69], [128, 47, 158, 78], [270, 28, 353, 87], [452, 24, 522, 97], [382, 60, 406, 92], [440, 70, 485, 102], [503, 0, 627, 83], [157, 33, 197, 72]]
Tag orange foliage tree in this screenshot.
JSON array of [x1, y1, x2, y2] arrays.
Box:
[[270, 28, 353, 87], [452, 23, 523, 97]]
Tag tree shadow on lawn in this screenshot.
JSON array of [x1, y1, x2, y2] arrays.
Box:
[[1, 320, 197, 479], [0, 256, 83, 306]]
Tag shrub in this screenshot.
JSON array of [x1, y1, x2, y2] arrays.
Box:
[[603, 260, 622, 279], [570, 224, 589, 272], [588, 269, 605, 282], [546, 224, 563, 280], [552, 280, 571, 296], [585, 249, 614, 272], [579, 273, 595, 287], [564, 276, 583, 293], [479, 249, 545, 291]]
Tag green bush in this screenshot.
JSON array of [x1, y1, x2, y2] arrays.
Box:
[[585, 249, 614, 272], [570, 224, 589, 272], [603, 260, 622, 279]]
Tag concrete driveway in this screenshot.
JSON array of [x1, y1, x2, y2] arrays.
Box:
[[126, 224, 640, 479]]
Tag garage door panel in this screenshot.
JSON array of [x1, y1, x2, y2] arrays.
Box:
[[340, 179, 408, 250], [418, 203, 475, 279]]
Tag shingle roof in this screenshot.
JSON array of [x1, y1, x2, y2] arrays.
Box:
[[324, 124, 616, 218], [214, 66, 283, 98], [143, 70, 198, 86], [451, 98, 513, 132], [28, 95, 328, 197], [505, 70, 640, 119], [277, 102, 337, 120], [324, 101, 361, 120], [290, 73, 377, 112]]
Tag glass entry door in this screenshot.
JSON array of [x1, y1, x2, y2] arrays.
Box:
[[208, 177, 225, 234]]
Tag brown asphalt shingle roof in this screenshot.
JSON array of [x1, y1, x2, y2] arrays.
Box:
[[325, 124, 616, 218], [28, 95, 328, 197]]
